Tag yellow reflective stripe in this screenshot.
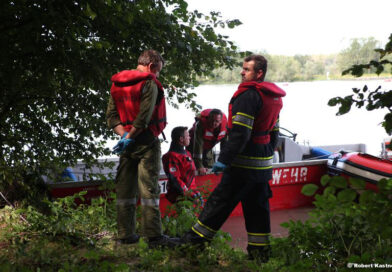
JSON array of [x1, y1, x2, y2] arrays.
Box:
[[233, 114, 254, 128], [232, 121, 253, 129], [191, 226, 213, 240], [248, 242, 270, 246], [237, 112, 254, 119], [236, 155, 273, 160], [197, 219, 217, 233], [248, 232, 270, 236], [231, 164, 272, 170]]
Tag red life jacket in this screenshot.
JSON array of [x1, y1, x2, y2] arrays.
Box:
[[162, 149, 197, 203], [110, 70, 166, 137], [228, 81, 285, 144], [190, 109, 228, 150]]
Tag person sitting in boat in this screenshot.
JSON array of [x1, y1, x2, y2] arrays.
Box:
[[187, 109, 228, 175], [162, 126, 203, 205]]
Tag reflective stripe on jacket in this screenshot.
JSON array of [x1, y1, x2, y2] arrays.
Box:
[[227, 81, 285, 170], [228, 82, 285, 144]]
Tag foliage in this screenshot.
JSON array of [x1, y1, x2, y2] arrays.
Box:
[[336, 37, 382, 72], [200, 52, 332, 83], [0, 188, 259, 271], [329, 33, 392, 134], [0, 0, 242, 203], [270, 175, 392, 271], [162, 199, 200, 237], [0, 191, 120, 271], [5, 174, 391, 271]]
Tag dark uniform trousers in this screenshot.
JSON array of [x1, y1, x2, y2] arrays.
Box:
[[115, 139, 162, 239], [193, 166, 272, 249]]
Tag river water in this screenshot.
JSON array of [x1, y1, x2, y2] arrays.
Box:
[[163, 79, 392, 157]]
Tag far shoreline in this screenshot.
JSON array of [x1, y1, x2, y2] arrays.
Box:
[[198, 75, 392, 85]]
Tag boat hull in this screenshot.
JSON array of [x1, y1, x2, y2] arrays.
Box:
[[49, 159, 328, 217]]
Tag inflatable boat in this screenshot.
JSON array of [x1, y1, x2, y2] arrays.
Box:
[[327, 151, 392, 191]]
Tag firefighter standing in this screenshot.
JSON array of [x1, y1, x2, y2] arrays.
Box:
[[182, 55, 286, 262], [187, 109, 228, 175], [106, 50, 179, 247], [162, 127, 203, 205]]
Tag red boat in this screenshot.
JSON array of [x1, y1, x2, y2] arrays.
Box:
[[48, 137, 369, 217], [327, 151, 392, 191], [49, 159, 327, 216]]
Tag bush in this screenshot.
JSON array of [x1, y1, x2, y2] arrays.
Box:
[[271, 175, 392, 271]]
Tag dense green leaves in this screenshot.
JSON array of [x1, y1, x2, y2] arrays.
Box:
[[0, 185, 250, 271], [0, 0, 241, 201], [273, 175, 392, 271]]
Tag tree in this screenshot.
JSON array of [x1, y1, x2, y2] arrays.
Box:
[[0, 0, 241, 203], [303, 59, 323, 80], [329, 34, 392, 134], [336, 37, 382, 73], [267, 55, 301, 82]]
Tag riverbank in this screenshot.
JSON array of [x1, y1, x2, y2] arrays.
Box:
[[198, 73, 392, 85]]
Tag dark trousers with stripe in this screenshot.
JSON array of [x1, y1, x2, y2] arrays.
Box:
[[195, 167, 272, 245]]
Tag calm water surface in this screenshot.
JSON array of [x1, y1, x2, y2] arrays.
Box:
[[164, 79, 392, 157]]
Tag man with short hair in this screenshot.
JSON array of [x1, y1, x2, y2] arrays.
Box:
[[162, 126, 202, 205], [182, 55, 285, 262], [188, 108, 228, 175], [106, 49, 179, 247]]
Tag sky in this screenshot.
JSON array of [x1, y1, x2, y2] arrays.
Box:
[[186, 0, 391, 55]]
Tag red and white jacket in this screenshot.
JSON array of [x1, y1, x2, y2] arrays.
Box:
[[190, 109, 228, 150], [162, 146, 198, 203]]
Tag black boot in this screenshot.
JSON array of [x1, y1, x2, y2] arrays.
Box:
[[181, 230, 209, 246], [148, 234, 182, 248], [247, 245, 271, 263]]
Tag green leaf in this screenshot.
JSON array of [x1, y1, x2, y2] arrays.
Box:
[[320, 175, 331, 187], [349, 177, 366, 190], [359, 190, 376, 204], [330, 176, 348, 188], [328, 98, 339, 106], [377, 178, 392, 191], [323, 186, 336, 196], [86, 4, 97, 20], [337, 188, 357, 202], [301, 184, 319, 196], [280, 222, 289, 228]]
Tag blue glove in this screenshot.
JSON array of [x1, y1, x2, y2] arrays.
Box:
[[212, 161, 227, 174], [198, 195, 205, 208], [192, 191, 204, 207], [113, 133, 134, 154]]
